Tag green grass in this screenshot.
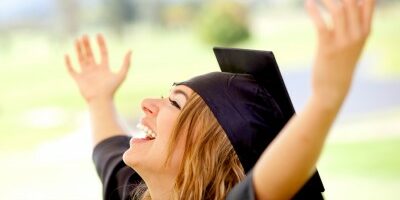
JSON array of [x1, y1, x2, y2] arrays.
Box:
[[319, 138, 400, 199], [320, 138, 400, 179]]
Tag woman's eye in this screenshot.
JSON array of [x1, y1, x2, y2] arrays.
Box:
[[169, 98, 181, 110]]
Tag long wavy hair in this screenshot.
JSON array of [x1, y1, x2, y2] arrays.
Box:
[[134, 93, 245, 200]]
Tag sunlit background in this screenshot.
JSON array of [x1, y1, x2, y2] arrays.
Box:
[[0, 0, 399, 199]]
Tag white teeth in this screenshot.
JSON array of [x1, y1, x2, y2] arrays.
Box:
[[136, 123, 157, 139], [136, 123, 143, 129]]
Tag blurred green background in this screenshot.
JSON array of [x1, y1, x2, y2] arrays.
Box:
[[0, 0, 399, 199]]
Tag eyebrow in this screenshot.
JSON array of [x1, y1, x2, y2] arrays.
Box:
[[172, 89, 189, 100]]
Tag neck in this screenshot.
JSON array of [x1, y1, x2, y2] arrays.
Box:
[[139, 171, 175, 200]]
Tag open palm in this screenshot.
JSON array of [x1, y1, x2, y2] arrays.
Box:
[[65, 34, 132, 102], [306, 0, 375, 105]]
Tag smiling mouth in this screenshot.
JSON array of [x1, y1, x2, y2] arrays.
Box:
[[134, 123, 157, 140]]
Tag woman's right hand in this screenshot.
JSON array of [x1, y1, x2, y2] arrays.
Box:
[[65, 34, 132, 103], [306, 0, 375, 108], [252, 1, 375, 199]]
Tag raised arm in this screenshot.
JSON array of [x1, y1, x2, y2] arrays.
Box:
[[65, 34, 132, 146], [253, 0, 375, 199]]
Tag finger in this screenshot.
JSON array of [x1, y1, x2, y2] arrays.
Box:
[[65, 55, 78, 77], [82, 35, 95, 66], [96, 34, 109, 67], [118, 50, 132, 78], [343, 0, 362, 37], [306, 0, 329, 37], [75, 39, 86, 67], [361, 0, 375, 34], [322, 0, 347, 38]]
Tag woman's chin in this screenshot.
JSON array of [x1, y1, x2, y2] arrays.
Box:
[[123, 147, 152, 169], [122, 148, 138, 168]]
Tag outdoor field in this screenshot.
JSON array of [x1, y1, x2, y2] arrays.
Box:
[[0, 1, 399, 199]]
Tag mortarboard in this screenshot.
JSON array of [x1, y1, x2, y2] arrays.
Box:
[[177, 47, 324, 194]]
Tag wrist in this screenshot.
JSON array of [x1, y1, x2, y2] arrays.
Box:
[[87, 96, 114, 108]]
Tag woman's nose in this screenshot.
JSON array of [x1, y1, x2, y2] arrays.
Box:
[[141, 98, 161, 117]]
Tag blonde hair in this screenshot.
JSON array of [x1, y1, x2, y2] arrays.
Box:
[[136, 93, 245, 200]]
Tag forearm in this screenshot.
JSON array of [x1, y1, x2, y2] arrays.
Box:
[[88, 98, 128, 146], [64, 34, 133, 147], [253, 96, 342, 199]]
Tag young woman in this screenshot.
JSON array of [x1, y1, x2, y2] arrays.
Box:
[[64, 0, 375, 199]]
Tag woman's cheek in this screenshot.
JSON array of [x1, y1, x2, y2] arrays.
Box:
[[157, 109, 180, 135]]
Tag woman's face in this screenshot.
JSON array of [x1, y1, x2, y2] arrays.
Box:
[[123, 85, 194, 178]]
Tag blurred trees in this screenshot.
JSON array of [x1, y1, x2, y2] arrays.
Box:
[[196, 0, 250, 46], [2, 0, 398, 39], [101, 0, 136, 36], [161, 4, 196, 29], [58, 0, 79, 35]]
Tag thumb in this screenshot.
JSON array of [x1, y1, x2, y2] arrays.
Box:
[[118, 50, 132, 78]]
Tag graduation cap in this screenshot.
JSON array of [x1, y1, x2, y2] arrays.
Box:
[[177, 47, 324, 194]]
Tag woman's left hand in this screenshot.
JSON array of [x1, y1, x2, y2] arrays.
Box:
[[252, 1, 376, 199], [307, 0, 375, 107]]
